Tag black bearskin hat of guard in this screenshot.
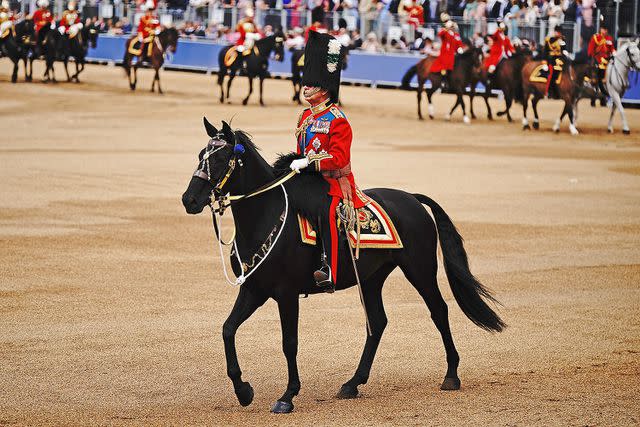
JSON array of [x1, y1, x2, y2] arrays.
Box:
[[302, 31, 343, 104], [311, 6, 325, 25]]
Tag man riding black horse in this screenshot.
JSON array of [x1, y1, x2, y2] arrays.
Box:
[[288, 30, 368, 292]]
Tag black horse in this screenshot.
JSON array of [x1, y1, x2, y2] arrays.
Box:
[[0, 20, 35, 83], [37, 25, 61, 82], [122, 27, 179, 94], [290, 47, 349, 104], [217, 31, 285, 105], [60, 22, 99, 82], [182, 118, 505, 414]]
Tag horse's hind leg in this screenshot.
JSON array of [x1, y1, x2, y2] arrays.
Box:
[[223, 285, 268, 408], [445, 94, 460, 121], [399, 253, 460, 390], [607, 99, 617, 133], [337, 265, 395, 399], [259, 75, 265, 106], [242, 76, 253, 105], [226, 71, 236, 104]]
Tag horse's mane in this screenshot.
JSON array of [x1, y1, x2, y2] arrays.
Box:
[[273, 152, 330, 225], [234, 130, 260, 152]]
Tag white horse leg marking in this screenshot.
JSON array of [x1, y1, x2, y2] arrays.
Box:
[[463, 115, 470, 124], [552, 118, 561, 133], [522, 117, 529, 126]]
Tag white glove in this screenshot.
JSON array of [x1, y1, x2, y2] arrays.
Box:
[[542, 64, 549, 71], [289, 157, 309, 173], [58, 26, 66, 34], [50, 22, 56, 29], [457, 47, 464, 54], [155, 27, 160, 35]]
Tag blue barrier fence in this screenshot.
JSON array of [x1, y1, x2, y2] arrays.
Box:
[[88, 35, 640, 103]]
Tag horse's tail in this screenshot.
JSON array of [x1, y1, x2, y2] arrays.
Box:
[[413, 193, 506, 332], [122, 46, 130, 73], [401, 64, 418, 90]]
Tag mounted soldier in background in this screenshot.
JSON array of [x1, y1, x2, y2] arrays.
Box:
[[429, 14, 463, 89], [58, 1, 83, 57], [127, 0, 160, 61], [541, 25, 568, 98], [290, 31, 369, 292], [483, 21, 514, 76], [32, 0, 54, 54], [235, 7, 260, 54], [588, 25, 615, 106], [0, 0, 15, 46]]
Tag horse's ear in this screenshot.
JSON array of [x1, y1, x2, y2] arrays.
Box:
[[221, 121, 235, 144], [203, 117, 218, 138]]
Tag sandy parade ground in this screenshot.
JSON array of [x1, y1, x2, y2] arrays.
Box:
[[1, 60, 640, 426]]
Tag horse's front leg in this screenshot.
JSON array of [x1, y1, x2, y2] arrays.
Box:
[[223, 285, 268, 407], [270, 294, 300, 414], [226, 70, 236, 103], [64, 58, 71, 82]]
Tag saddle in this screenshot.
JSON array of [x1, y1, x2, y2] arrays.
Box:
[[128, 35, 155, 58], [298, 199, 403, 250], [224, 45, 258, 67], [529, 61, 564, 85]]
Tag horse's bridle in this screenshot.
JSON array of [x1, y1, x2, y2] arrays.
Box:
[[193, 132, 242, 203]]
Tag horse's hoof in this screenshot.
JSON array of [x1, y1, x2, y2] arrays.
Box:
[[444, 114, 451, 121], [418, 116, 424, 121], [235, 382, 254, 407], [497, 111, 505, 117], [533, 122, 540, 130], [523, 124, 531, 131], [488, 115, 493, 121], [242, 99, 248, 106], [471, 114, 477, 120], [270, 400, 294, 414], [507, 117, 513, 123], [440, 377, 461, 391], [463, 115, 471, 125], [429, 114, 434, 120], [607, 128, 614, 134], [623, 129, 631, 135], [336, 384, 359, 399]]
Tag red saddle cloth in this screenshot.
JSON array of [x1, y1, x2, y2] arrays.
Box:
[[298, 199, 403, 249]]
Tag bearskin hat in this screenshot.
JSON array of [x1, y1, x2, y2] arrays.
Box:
[[302, 30, 343, 104], [311, 6, 325, 25]]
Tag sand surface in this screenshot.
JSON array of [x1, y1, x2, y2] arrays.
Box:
[[1, 61, 640, 426]]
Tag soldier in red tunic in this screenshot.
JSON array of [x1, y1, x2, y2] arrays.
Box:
[[588, 25, 615, 104], [430, 17, 463, 86], [235, 7, 260, 53], [59, 1, 83, 36], [483, 21, 514, 75], [32, 0, 54, 48], [0, 0, 15, 41], [289, 31, 368, 292], [128, 0, 160, 58]]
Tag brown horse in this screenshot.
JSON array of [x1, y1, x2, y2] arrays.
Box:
[[521, 58, 579, 135], [122, 27, 178, 94], [470, 48, 532, 122], [402, 48, 483, 123]]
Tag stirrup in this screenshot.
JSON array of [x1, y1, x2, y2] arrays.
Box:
[[313, 268, 335, 293]]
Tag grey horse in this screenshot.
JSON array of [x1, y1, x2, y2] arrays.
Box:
[[606, 39, 640, 134]]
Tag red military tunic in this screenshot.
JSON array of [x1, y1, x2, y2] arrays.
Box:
[[235, 17, 257, 46], [430, 28, 463, 73], [137, 14, 159, 39], [588, 33, 615, 69], [33, 8, 53, 33], [295, 101, 368, 209], [483, 30, 515, 71], [60, 9, 80, 33]]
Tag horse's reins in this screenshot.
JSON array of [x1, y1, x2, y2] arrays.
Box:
[[195, 135, 297, 285]]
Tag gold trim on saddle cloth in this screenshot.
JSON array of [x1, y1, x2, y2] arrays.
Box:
[[297, 198, 403, 249]]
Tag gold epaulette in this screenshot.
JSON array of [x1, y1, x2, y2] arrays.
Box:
[[330, 105, 344, 119], [294, 109, 312, 138]]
